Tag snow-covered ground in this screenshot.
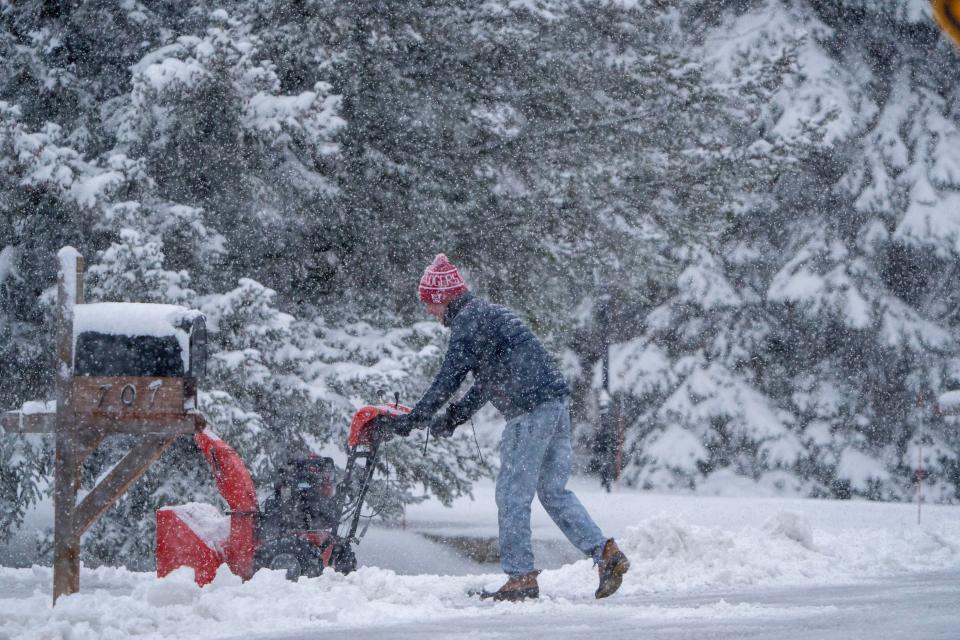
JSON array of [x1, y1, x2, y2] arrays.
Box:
[[2, 479, 959, 639]]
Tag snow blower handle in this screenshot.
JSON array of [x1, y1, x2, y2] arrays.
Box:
[[382, 412, 434, 455], [366, 414, 399, 443], [382, 412, 427, 438]]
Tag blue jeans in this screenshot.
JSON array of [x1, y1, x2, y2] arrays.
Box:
[[496, 397, 607, 576]]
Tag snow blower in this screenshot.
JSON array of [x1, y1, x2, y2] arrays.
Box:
[[157, 402, 410, 584]]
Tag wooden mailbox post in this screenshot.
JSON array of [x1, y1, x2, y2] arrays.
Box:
[[0, 247, 206, 603]]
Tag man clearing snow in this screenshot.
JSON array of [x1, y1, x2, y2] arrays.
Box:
[[390, 254, 630, 602]]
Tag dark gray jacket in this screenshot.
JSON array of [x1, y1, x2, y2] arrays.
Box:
[[410, 293, 569, 423]]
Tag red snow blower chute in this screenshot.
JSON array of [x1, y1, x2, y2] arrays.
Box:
[[156, 402, 409, 585]]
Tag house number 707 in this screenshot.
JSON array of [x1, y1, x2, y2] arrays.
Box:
[[95, 381, 163, 408]]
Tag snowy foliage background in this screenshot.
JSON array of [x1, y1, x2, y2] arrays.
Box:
[[2, 0, 960, 569]]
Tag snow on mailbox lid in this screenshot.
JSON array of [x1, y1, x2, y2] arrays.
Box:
[[73, 303, 205, 378]]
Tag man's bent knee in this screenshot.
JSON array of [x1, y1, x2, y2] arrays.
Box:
[[536, 485, 567, 510]]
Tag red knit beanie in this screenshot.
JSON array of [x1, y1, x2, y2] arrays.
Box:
[[418, 254, 469, 304]]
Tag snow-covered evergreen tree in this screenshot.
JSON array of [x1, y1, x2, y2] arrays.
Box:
[[4, 0, 960, 570], [599, 0, 960, 499], [0, 2, 490, 566]]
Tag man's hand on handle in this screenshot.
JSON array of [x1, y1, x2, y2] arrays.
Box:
[[429, 413, 457, 438], [389, 413, 425, 437], [388, 404, 469, 439]]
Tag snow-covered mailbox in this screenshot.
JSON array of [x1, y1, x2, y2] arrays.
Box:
[[0, 248, 206, 603], [72, 302, 206, 424]]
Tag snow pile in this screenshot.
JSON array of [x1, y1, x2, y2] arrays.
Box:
[[3, 507, 960, 640], [158, 503, 229, 555], [0, 562, 740, 640], [73, 302, 203, 371], [19, 400, 55, 415], [57, 246, 82, 309], [541, 511, 960, 597], [73, 303, 201, 341], [0, 565, 485, 640]]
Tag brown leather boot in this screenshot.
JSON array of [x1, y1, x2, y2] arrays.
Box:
[[595, 539, 629, 599], [481, 570, 541, 602]]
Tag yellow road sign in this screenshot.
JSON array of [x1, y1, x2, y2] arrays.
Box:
[[933, 0, 960, 47]]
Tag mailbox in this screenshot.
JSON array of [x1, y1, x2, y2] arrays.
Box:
[[71, 303, 206, 423], [0, 247, 212, 603]]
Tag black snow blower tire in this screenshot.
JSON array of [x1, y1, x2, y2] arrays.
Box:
[[255, 537, 323, 581]]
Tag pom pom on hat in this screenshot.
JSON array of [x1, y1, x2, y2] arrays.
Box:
[[418, 254, 469, 304]]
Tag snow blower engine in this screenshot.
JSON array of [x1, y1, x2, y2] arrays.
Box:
[[156, 402, 409, 584]]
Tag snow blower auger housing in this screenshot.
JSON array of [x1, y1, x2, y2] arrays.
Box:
[[157, 402, 409, 585]]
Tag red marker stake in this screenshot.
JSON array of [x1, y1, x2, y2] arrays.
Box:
[[614, 411, 624, 493]]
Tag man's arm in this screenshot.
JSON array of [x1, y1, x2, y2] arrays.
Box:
[[429, 383, 489, 438], [408, 321, 477, 421], [445, 383, 489, 426]]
